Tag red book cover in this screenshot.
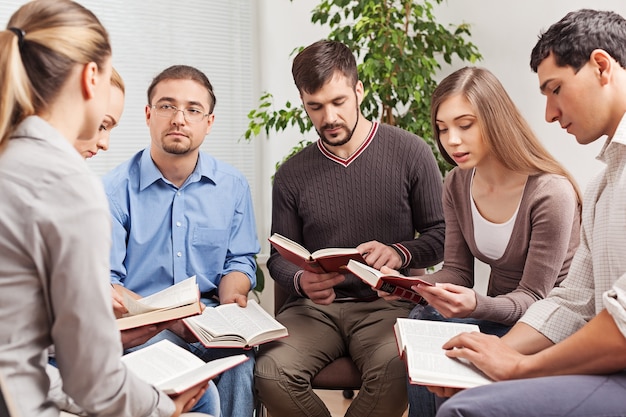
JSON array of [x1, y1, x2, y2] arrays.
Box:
[[269, 233, 366, 273], [346, 260, 433, 303]]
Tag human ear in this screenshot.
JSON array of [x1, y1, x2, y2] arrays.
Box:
[[145, 104, 152, 127], [81, 62, 99, 99], [205, 113, 215, 135], [590, 49, 613, 85], [355, 80, 364, 105]]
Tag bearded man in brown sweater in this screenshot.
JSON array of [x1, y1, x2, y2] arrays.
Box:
[[254, 39, 446, 417]]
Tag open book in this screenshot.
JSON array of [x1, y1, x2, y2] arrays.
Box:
[[269, 233, 366, 273], [346, 260, 432, 304], [121, 339, 248, 395], [116, 276, 202, 331], [394, 318, 493, 389], [184, 299, 288, 349]]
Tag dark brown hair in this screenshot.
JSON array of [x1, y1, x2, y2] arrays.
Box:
[[147, 65, 216, 114], [292, 39, 358, 94]]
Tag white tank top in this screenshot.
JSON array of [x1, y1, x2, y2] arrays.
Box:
[[470, 169, 524, 260]]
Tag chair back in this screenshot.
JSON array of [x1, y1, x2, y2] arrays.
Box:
[[273, 284, 291, 315]]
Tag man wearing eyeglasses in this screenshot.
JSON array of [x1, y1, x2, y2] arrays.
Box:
[[102, 65, 260, 417]]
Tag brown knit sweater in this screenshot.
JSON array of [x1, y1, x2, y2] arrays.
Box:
[[427, 167, 581, 325], [267, 122, 446, 300]]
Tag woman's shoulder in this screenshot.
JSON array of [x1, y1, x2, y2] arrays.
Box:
[[527, 172, 576, 196], [443, 167, 471, 188]]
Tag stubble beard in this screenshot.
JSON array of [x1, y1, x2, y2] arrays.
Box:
[[161, 133, 192, 155], [317, 107, 360, 148]]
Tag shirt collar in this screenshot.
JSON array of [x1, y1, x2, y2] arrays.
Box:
[[12, 115, 85, 163], [597, 112, 626, 164], [138, 148, 216, 191]]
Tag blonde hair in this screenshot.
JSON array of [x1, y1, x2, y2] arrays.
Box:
[[431, 66, 582, 205], [0, 0, 111, 149], [111, 67, 125, 93]]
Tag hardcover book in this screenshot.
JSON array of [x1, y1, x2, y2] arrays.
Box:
[[269, 233, 366, 273]]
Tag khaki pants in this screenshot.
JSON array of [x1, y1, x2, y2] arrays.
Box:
[[255, 298, 412, 417]]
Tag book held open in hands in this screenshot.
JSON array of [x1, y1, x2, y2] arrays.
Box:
[[346, 259, 432, 304], [183, 299, 288, 349], [394, 318, 493, 389], [116, 276, 203, 331], [121, 339, 248, 395], [268, 233, 366, 273]]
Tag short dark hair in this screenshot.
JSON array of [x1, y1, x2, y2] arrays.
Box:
[[530, 9, 626, 73], [292, 39, 358, 94], [147, 65, 216, 113]]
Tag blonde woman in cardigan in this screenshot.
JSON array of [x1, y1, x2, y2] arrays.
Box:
[[398, 66, 582, 417]]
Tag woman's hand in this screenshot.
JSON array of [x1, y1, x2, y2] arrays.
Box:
[[413, 282, 477, 318]]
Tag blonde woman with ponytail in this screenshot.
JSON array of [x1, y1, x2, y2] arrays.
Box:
[[0, 1, 207, 415]]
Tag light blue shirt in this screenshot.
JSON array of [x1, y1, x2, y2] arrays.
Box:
[[103, 148, 260, 297]]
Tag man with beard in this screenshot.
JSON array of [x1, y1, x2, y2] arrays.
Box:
[[103, 65, 260, 417], [254, 40, 446, 417]]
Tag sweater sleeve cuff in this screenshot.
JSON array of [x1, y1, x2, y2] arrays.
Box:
[[391, 243, 411, 269], [293, 270, 307, 298]]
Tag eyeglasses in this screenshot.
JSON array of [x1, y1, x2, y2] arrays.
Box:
[[151, 104, 210, 123]]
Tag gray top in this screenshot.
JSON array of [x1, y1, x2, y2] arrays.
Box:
[[428, 167, 581, 325], [0, 116, 173, 416]]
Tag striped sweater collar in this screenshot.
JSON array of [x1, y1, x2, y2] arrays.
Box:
[[316, 121, 379, 167]]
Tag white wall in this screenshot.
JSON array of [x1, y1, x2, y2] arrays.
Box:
[[255, 1, 626, 302], [258, 0, 626, 194]]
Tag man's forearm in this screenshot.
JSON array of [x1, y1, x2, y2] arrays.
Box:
[[519, 310, 626, 378], [502, 322, 554, 355]]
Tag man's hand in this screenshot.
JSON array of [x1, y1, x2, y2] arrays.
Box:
[[120, 322, 174, 349], [421, 332, 526, 398], [218, 271, 252, 307], [168, 319, 201, 343], [111, 284, 136, 318], [374, 265, 402, 301], [442, 331, 527, 381], [169, 381, 208, 416], [356, 240, 403, 270], [413, 282, 477, 318], [300, 270, 345, 305]]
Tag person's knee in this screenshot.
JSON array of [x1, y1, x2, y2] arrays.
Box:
[[362, 344, 407, 383], [254, 351, 309, 399], [254, 351, 282, 381]]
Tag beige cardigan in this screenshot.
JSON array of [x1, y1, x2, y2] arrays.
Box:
[[426, 168, 581, 325]]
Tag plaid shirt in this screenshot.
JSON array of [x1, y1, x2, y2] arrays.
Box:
[[521, 113, 626, 343]]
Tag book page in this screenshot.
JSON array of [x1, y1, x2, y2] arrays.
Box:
[[404, 348, 492, 388], [269, 234, 311, 259], [157, 354, 248, 394], [121, 339, 205, 385], [311, 247, 361, 258], [346, 259, 380, 286], [123, 276, 198, 315], [187, 300, 285, 342], [347, 260, 432, 290], [396, 318, 492, 388]]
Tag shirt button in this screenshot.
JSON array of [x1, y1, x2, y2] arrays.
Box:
[[176, 221, 181, 227], [176, 252, 182, 257], [177, 191, 181, 196]]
